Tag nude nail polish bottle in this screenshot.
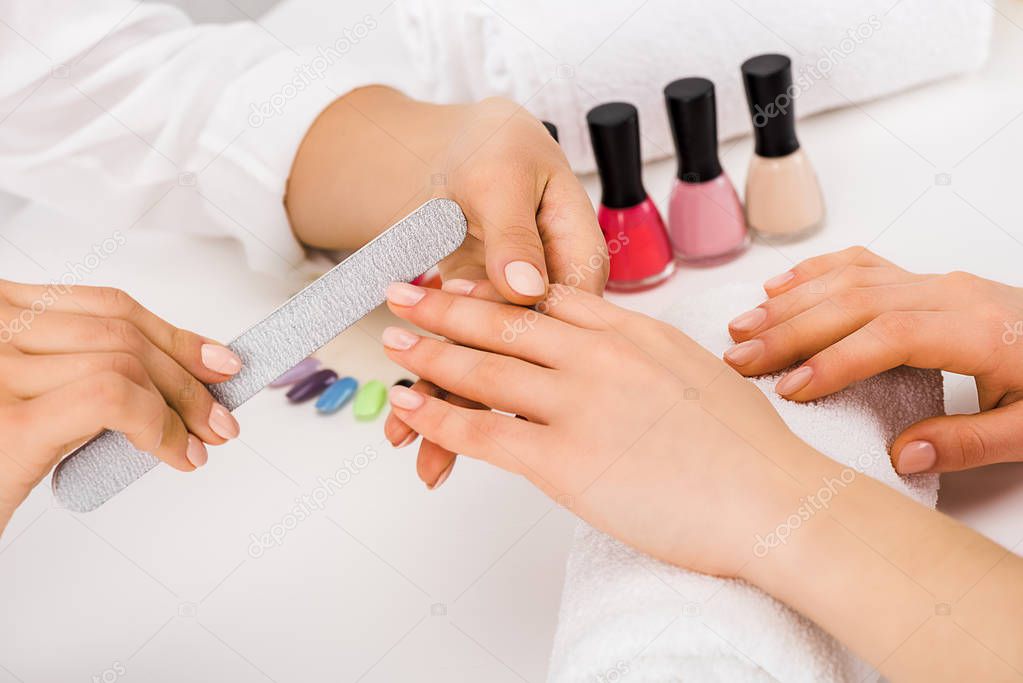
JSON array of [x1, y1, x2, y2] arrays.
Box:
[[741, 54, 825, 241], [664, 78, 749, 265], [587, 102, 675, 291]]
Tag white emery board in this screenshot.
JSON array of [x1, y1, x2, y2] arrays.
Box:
[[52, 199, 467, 513]]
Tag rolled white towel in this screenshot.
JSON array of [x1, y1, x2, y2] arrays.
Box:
[[395, 0, 992, 172], [547, 283, 942, 683]]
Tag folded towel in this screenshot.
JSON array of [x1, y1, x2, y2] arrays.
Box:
[[547, 283, 943, 683], [395, 0, 992, 172]]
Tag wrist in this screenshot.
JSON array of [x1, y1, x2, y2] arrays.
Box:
[[286, 86, 472, 250]]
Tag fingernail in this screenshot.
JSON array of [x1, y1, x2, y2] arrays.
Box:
[[428, 460, 454, 490], [186, 434, 208, 469], [776, 366, 814, 396], [389, 385, 424, 410], [723, 339, 764, 366], [729, 307, 768, 333], [386, 282, 426, 307], [763, 271, 795, 290], [504, 261, 546, 297], [201, 343, 242, 375], [208, 403, 239, 440], [382, 326, 420, 350], [895, 440, 937, 474], [442, 279, 476, 295], [396, 432, 417, 448]]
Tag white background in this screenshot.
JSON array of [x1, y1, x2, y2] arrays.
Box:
[[2, 1, 1023, 681]]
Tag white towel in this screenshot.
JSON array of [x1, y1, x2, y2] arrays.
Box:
[[547, 283, 943, 683], [395, 0, 992, 172]]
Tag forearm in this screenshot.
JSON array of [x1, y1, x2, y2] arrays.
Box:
[[743, 442, 1023, 680], [285, 86, 471, 250]]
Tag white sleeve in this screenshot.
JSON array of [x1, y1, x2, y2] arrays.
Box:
[[0, 0, 351, 272]]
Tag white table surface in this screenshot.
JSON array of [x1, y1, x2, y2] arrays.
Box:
[[3, 3, 1023, 682]]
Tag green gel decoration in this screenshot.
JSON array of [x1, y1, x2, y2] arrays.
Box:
[[353, 380, 388, 421]]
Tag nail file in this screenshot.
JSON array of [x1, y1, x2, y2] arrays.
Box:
[[52, 199, 467, 513]]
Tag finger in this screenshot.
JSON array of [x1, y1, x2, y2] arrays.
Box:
[[725, 281, 947, 375], [464, 169, 550, 305], [0, 351, 159, 398], [891, 402, 1023, 474], [730, 266, 924, 342], [771, 310, 987, 401], [761, 246, 896, 296], [443, 279, 619, 331], [441, 278, 505, 302], [387, 384, 546, 478], [535, 168, 609, 294], [0, 281, 241, 381], [382, 327, 556, 419], [11, 312, 238, 445], [15, 372, 205, 473], [417, 439, 457, 490], [384, 282, 579, 367]]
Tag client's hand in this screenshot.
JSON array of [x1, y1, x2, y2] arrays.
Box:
[[724, 246, 1023, 474], [379, 280, 808, 577], [0, 281, 242, 532]]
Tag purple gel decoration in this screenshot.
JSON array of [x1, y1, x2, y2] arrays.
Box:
[[286, 369, 337, 403], [269, 357, 321, 388]]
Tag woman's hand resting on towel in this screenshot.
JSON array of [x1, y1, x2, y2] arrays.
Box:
[[378, 278, 1023, 681], [724, 246, 1023, 475], [0, 281, 242, 533], [378, 278, 817, 578]]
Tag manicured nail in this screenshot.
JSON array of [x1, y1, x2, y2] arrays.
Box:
[[316, 376, 358, 414], [895, 440, 937, 474], [386, 282, 426, 306], [442, 279, 476, 295], [382, 326, 420, 350], [208, 403, 239, 440], [353, 381, 388, 421], [729, 307, 768, 333], [396, 432, 417, 448], [286, 369, 337, 403], [389, 385, 425, 410], [723, 339, 764, 366], [763, 271, 795, 290], [186, 434, 208, 469], [504, 261, 546, 297], [428, 460, 455, 490], [776, 366, 814, 396], [201, 343, 242, 375], [269, 357, 321, 387]]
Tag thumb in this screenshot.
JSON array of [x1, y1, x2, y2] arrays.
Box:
[[891, 402, 1023, 474], [468, 174, 550, 305]]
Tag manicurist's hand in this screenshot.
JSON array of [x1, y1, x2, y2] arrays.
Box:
[[286, 86, 608, 303], [0, 281, 242, 533], [375, 280, 1023, 681], [723, 246, 1023, 475]]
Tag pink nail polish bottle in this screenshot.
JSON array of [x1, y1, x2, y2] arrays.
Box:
[[664, 78, 749, 265], [587, 103, 675, 292]]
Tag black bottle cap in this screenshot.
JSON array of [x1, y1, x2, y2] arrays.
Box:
[[741, 54, 800, 158], [586, 102, 647, 208], [664, 77, 723, 183], [542, 120, 559, 142]]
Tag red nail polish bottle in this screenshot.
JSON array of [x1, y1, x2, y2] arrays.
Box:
[[587, 102, 675, 292]]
